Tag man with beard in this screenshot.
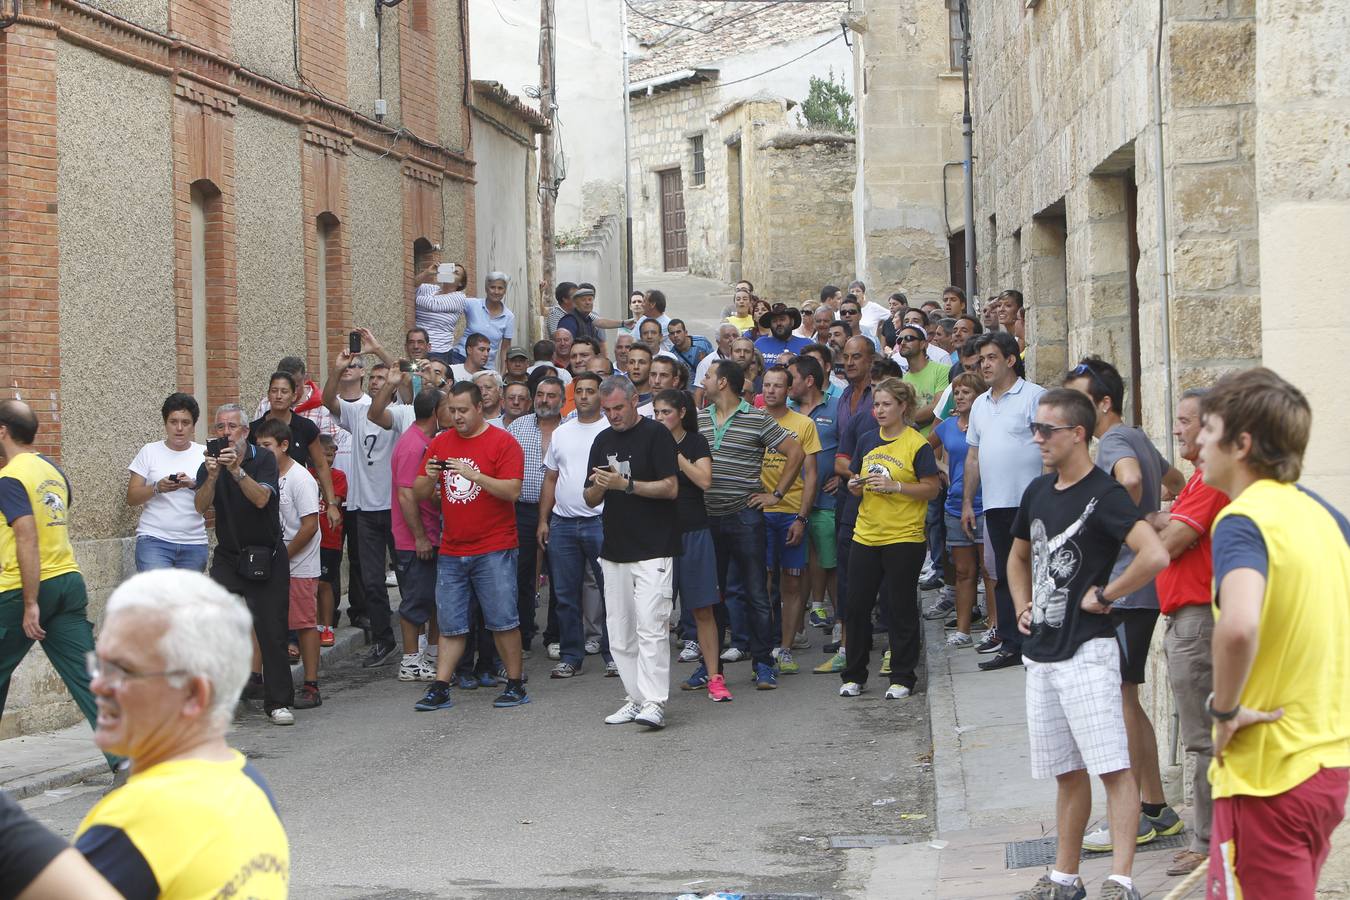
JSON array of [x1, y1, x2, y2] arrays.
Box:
[[754, 303, 811, 367]]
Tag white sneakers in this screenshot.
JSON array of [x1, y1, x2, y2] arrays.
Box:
[[884, 684, 912, 700], [604, 700, 642, 725], [398, 652, 438, 682], [839, 682, 863, 697], [720, 647, 750, 663], [678, 640, 701, 663], [944, 632, 973, 649], [547, 643, 562, 660], [584, 639, 602, 656], [634, 701, 665, 729], [604, 699, 665, 729], [268, 707, 294, 726]]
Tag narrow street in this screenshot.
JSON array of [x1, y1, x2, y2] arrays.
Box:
[[23, 626, 935, 899]]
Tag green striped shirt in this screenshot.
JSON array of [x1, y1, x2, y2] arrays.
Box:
[[698, 401, 790, 515]]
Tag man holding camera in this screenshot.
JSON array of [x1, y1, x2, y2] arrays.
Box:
[[194, 403, 294, 725]]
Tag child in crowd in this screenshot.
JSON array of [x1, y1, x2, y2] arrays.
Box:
[[314, 433, 347, 647]]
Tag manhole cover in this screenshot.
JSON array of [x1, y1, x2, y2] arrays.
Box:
[[829, 835, 918, 849], [1005, 833, 1188, 869]]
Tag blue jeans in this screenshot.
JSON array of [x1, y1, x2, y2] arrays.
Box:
[[707, 507, 774, 667], [135, 535, 209, 573], [547, 515, 609, 668], [435, 549, 519, 636]]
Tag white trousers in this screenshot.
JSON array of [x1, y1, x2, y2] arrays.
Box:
[[600, 556, 674, 705]]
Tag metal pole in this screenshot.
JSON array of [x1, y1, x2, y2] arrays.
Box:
[[539, 0, 556, 307], [1152, 0, 1175, 460], [960, 0, 976, 297], [620, 0, 634, 299]]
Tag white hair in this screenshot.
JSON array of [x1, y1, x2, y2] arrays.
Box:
[[214, 403, 247, 424], [105, 571, 254, 732], [599, 375, 636, 401], [473, 369, 503, 389], [485, 271, 510, 286]]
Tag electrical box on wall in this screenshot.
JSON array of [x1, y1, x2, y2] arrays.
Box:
[[374, 99, 388, 118]]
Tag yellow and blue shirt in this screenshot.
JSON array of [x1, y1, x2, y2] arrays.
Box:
[[75, 751, 289, 899], [0, 451, 79, 592], [850, 425, 938, 547], [1209, 480, 1350, 799]]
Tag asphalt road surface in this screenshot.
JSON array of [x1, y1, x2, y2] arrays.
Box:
[[24, 627, 935, 900]]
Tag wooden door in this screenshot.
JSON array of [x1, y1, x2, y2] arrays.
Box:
[[659, 169, 687, 271]]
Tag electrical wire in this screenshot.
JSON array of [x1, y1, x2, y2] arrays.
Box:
[[713, 30, 843, 87], [624, 0, 795, 37]]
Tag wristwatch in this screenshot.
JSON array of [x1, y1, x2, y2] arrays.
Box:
[[624, 477, 635, 495], [1206, 692, 1240, 722], [793, 514, 808, 524], [1094, 585, 1113, 608], [771, 488, 784, 500]]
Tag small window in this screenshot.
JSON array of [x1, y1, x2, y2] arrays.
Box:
[[690, 135, 705, 187], [947, 0, 967, 70]]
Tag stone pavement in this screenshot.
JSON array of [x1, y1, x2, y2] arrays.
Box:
[[863, 608, 1206, 899]]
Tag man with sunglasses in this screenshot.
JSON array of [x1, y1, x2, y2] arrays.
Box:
[[1065, 357, 1188, 852], [963, 332, 1046, 670], [1007, 388, 1169, 900], [837, 299, 880, 352]]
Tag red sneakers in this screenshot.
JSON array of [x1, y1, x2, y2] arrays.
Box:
[[319, 626, 335, 648]]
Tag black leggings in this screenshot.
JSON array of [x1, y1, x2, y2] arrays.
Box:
[[841, 540, 926, 689]]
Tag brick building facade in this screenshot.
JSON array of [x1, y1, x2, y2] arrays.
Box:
[[0, 0, 474, 737]]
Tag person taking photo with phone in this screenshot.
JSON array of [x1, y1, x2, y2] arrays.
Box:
[[126, 393, 208, 572]]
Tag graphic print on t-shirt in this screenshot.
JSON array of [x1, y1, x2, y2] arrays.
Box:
[[441, 460, 482, 505], [606, 453, 630, 479], [1030, 498, 1097, 630]]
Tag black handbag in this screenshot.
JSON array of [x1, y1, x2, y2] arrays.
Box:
[[219, 464, 279, 583]]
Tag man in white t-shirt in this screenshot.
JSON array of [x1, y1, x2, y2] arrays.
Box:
[[848, 281, 890, 340], [693, 323, 739, 407], [256, 418, 324, 710], [323, 344, 416, 670], [449, 334, 495, 384], [538, 372, 612, 678]]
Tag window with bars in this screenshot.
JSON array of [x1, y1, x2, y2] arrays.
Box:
[[947, 0, 966, 70], [690, 135, 706, 187]]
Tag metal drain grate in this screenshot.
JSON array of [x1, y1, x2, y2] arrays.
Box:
[[1005, 833, 1188, 869], [829, 834, 918, 849]]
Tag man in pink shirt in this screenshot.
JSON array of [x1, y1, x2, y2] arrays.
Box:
[[390, 389, 443, 682]]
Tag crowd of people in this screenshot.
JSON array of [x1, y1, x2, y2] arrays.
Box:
[[0, 261, 1344, 900]]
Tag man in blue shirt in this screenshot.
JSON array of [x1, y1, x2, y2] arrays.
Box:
[[667, 319, 712, 371], [789, 356, 841, 631], [754, 303, 811, 367]]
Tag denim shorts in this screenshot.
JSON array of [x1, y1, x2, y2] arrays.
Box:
[[435, 549, 520, 636], [134, 534, 209, 573], [764, 510, 806, 573], [674, 528, 720, 610], [944, 513, 983, 549], [395, 549, 438, 626]]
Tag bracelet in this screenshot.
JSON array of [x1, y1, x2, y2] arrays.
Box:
[[1206, 692, 1241, 722]]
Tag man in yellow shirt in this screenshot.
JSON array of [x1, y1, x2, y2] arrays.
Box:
[[759, 366, 820, 675], [1197, 367, 1349, 900], [75, 569, 289, 898], [0, 400, 105, 766]]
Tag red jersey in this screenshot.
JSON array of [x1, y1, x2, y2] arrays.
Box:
[[1156, 468, 1229, 614], [418, 424, 523, 557], [315, 466, 347, 550]]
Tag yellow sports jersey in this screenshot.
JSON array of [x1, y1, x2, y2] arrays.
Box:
[[0, 452, 79, 591], [75, 752, 289, 899], [760, 410, 821, 514], [1208, 480, 1350, 799], [852, 426, 938, 547]]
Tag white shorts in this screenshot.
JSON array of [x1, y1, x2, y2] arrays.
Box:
[[1024, 637, 1130, 779]]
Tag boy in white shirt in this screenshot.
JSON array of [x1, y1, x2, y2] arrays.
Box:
[[256, 418, 324, 710]]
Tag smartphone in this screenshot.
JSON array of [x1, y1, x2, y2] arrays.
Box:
[[205, 437, 228, 458], [349, 331, 362, 355], [399, 359, 415, 373], [168, 473, 181, 483]]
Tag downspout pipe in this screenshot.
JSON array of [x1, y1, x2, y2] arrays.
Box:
[[960, 0, 976, 297], [1152, 0, 1176, 460]]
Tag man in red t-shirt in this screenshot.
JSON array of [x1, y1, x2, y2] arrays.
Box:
[[1150, 388, 1230, 876], [412, 382, 528, 712], [313, 434, 346, 647]]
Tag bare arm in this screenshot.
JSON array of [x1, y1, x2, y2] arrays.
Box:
[[1156, 516, 1203, 560], [307, 435, 338, 516], [14, 516, 43, 639], [1162, 464, 1187, 499], [367, 367, 402, 430], [750, 436, 804, 508], [126, 471, 193, 507], [286, 513, 318, 559], [1111, 455, 1145, 506], [194, 457, 220, 515], [18, 848, 121, 900], [537, 469, 559, 547], [961, 445, 981, 532], [1081, 520, 1171, 614], [321, 349, 354, 418], [446, 458, 520, 502], [1211, 568, 1264, 712], [1009, 537, 1032, 630], [586, 468, 677, 505]]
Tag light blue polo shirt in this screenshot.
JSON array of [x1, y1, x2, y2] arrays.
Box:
[[965, 377, 1046, 510]]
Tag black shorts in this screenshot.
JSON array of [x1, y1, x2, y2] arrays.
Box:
[[1111, 607, 1160, 685], [320, 547, 343, 594]]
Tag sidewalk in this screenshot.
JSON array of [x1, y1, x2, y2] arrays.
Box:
[[0, 624, 367, 801], [864, 612, 1203, 899]]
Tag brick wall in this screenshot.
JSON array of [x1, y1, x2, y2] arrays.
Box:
[[169, 0, 232, 55], [297, 0, 348, 105], [399, 0, 438, 141], [301, 126, 352, 370], [0, 23, 63, 460]]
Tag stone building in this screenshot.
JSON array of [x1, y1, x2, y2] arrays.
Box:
[[626, 0, 854, 296], [0, 0, 474, 737], [847, 0, 968, 303]]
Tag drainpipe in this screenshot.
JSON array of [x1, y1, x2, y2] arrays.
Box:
[[960, 0, 976, 296], [1152, 0, 1175, 460], [620, 0, 634, 299]]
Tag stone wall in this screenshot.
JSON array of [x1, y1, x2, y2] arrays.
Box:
[[741, 133, 857, 304]]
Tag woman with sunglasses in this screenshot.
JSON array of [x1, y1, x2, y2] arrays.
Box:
[[839, 378, 942, 699], [651, 390, 733, 702]]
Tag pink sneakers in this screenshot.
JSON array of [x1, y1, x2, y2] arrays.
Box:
[[707, 673, 733, 702]]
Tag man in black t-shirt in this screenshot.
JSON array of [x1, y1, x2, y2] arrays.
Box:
[[1006, 389, 1169, 900], [584, 377, 679, 730], [195, 403, 294, 724]]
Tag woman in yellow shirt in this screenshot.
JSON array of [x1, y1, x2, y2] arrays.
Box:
[[724, 288, 756, 333], [839, 378, 941, 699]]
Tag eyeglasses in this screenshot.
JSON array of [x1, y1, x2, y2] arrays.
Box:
[[1028, 422, 1077, 439], [897, 335, 923, 343], [86, 652, 189, 688]]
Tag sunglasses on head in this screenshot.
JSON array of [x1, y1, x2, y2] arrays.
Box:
[[1070, 363, 1110, 398]]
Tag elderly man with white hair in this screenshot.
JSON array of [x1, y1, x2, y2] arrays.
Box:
[[693, 323, 740, 407], [73, 570, 289, 898], [474, 369, 506, 427]]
